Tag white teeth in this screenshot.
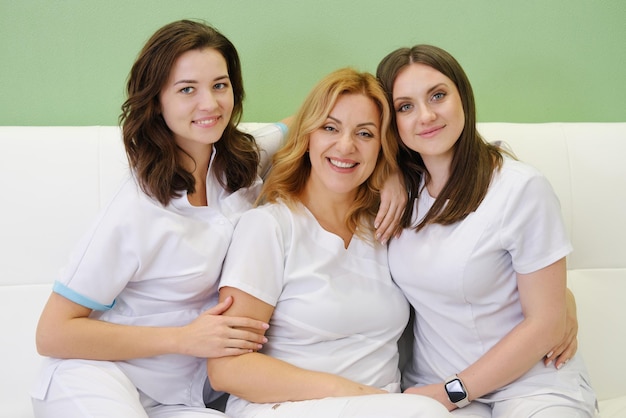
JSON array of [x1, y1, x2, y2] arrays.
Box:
[[195, 118, 216, 125], [329, 158, 357, 168]]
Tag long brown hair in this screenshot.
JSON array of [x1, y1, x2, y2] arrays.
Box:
[[259, 68, 397, 240], [377, 44, 503, 231], [119, 19, 258, 205]]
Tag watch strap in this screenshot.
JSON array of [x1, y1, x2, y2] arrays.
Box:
[[444, 374, 470, 408]]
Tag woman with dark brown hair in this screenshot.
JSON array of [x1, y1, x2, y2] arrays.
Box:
[[378, 44, 597, 417], [31, 20, 283, 417]]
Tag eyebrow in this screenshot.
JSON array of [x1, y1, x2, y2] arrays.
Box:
[[393, 82, 448, 104], [173, 75, 230, 85], [327, 115, 378, 128]]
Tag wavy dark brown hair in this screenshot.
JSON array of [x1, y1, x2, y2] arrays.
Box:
[[377, 44, 504, 231], [259, 68, 397, 240], [119, 19, 259, 205]]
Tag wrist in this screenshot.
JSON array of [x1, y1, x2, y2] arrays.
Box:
[[444, 374, 470, 408]]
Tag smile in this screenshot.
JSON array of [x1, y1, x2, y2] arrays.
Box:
[[418, 125, 445, 137], [193, 117, 220, 126], [328, 158, 358, 169]]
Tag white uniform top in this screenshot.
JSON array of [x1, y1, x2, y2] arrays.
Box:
[[32, 124, 286, 407], [219, 201, 409, 403], [389, 158, 592, 402]]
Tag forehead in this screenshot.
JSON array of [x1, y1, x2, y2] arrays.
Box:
[[168, 48, 228, 79], [331, 93, 379, 116], [393, 63, 454, 93]]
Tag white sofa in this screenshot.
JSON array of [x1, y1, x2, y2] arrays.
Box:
[[0, 123, 624, 417]]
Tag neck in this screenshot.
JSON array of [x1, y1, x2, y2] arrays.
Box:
[[422, 155, 451, 198], [181, 145, 213, 207], [300, 181, 354, 248]]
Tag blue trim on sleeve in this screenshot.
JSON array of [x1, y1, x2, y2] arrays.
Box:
[[275, 122, 288, 136], [53, 281, 116, 311]]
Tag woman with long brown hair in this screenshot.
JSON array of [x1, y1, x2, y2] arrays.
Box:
[[378, 44, 597, 417], [31, 20, 282, 417]]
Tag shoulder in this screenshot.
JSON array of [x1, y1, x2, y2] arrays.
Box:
[[498, 157, 543, 180], [238, 201, 292, 234], [492, 157, 552, 193]]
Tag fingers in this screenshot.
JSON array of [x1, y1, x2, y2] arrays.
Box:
[[205, 296, 234, 315], [374, 200, 391, 232], [227, 326, 268, 345], [225, 316, 270, 332], [375, 203, 404, 244], [544, 336, 578, 369]]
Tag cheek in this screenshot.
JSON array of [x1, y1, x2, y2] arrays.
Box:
[[222, 92, 235, 114], [396, 117, 413, 143], [363, 143, 382, 171]]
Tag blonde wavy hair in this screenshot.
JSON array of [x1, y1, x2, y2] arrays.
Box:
[[258, 67, 397, 240]]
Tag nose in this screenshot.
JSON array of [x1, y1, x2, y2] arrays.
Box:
[[198, 89, 219, 111], [417, 102, 436, 124], [336, 131, 356, 154]]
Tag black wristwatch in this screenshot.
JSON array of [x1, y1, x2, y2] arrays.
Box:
[[444, 375, 470, 408]]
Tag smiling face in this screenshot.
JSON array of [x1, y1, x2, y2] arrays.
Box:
[[306, 93, 382, 200], [159, 48, 234, 156], [392, 63, 465, 169]]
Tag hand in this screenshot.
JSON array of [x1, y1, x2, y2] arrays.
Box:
[[404, 383, 456, 411], [544, 289, 579, 369], [375, 170, 407, 244], [177, 296, 269, 358]]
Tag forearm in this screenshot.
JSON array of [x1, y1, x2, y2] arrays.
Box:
[[207, 352, 383, 403], [37, 316, 179, 360], [459, 314, 565, 400]]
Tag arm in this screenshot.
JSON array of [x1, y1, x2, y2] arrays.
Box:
[[375, 169, 407, 244], [206, 286, 385, 403], [405, 257, 567, 410], [36, 292, 269, 361], [544, 287, 578, 368]]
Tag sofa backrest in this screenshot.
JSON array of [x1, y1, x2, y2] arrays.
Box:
[[478, 123, 626, 401], [0, 123, 624, 416]]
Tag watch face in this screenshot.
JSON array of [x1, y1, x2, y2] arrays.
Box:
[[445, 379, 467, 403]]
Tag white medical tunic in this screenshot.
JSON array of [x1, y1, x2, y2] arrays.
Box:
[[32, 124, 285, 408], [389, 158, 593, 403], [219, 201, 410, 411]]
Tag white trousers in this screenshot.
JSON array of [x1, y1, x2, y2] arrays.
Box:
[[31, 360, 227, 418], [450, 392, 598, 418], [225, 393, 453, 418]]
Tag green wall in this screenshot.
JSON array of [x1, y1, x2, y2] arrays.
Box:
[[1, 0, 624, 125]]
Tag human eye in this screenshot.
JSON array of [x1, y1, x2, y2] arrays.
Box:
[[179, 86, 194, 94], [321, 124, 337, 132], [357, 129, 375, 140], [396, 103, 412, 113], [214, 81, 229, 91], [431, 91, 446, 102]]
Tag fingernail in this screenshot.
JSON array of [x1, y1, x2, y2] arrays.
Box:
[[374, 222, 380, 229], [546, 360, 552, 367], [263, 337, 268, 343], [546, 351, 553, 359], [375, 233, 381, 241]]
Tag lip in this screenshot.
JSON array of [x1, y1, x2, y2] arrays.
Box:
[[418, 125, 445, 138], [193, 116, 221, 127]]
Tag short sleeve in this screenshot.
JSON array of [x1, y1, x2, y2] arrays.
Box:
[[249, 123, 288, 179], [500, 172, 572, 274], [219, 205, 288, 306], [54, 181, 141, 310]]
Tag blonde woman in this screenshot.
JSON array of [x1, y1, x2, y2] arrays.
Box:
[[206, 68, 451, 417]]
